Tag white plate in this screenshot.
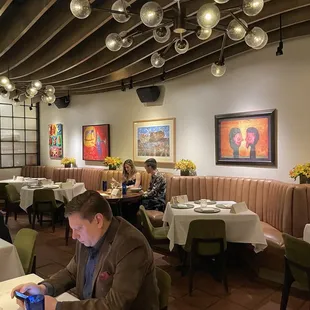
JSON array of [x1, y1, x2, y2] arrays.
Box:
[[171, 203, 194, 209], [44, 185, 59, 189], [194, 200, 217, 205], [216, 203, 232, 209], [194, 207, 221, 213], [100, 193, 109, 197], [129, 188, 142, 192]]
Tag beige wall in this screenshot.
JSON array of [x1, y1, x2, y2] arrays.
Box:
[[40, 36, 310, 183]]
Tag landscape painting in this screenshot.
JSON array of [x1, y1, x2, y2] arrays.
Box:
[[82, 124, 110, 161], [49, 123, 63, 159], [215, 109, 276, 166], [133, 118, 176, 164]]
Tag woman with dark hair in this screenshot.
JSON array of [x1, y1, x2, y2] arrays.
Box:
[[229, 128, 243, 158], [246, 127, 260, 159], [122, 159, 141, 188]]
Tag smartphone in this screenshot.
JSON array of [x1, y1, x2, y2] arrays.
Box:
[[14, 291, 28, 301]]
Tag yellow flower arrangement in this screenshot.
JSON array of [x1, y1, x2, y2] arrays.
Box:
[[61, 157, 76, 165], [175, 159, 196, 172], [103, 156, 122, 169], [289, 163, 310, 180]]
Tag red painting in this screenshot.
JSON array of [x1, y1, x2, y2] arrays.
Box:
[[82, 124, 110, 161]]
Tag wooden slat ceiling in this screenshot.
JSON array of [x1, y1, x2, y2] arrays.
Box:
[[0, 0, 309, 96]]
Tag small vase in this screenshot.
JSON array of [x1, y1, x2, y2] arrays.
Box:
[[64, 163, 71, 168], [109, 165, 117, 170], [300, 175, 310, 184], [181, 170, 190, 176]]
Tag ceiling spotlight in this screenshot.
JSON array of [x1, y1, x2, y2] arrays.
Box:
[[196, 27, 212, 41], [111, 0, 130, 23], [140, 1, 164, 28], [70, 0, 91, 19], [0, 89, 9, 98], [197, 3, 220, 29], [175, 39, 189, 54], [276, 15, 283, 56], [48, 103, 52, 106], [29, 103, 33, 111], [243, 0, 264, 17], [129, 77, 133, 89], [153, 26, 171, 43], [121, 80, 126, 91], [211, 62, 226, 77], [106, 33, 123, 51], [151, 52, 165, 68]]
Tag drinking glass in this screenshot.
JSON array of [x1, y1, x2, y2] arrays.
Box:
[[201, 199, 208, 208]]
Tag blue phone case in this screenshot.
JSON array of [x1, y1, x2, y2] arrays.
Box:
[[14, 291, 28, 300]]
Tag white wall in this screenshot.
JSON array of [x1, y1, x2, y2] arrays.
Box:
[[40, 36, 310, 183]]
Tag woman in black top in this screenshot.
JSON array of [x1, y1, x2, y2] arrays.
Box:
[[122, 159, 141, 188]]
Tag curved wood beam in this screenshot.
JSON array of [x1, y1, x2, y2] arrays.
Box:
[[0, 0, 13, 16], [9, 0, 116, 80], [0, 0, 81, 74], [0, 0, 56, 58], [34, 0, 213, 84], [63, 20, 310, 95], [61, 0, 309, 91]]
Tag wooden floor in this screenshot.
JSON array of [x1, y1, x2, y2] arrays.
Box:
[[7, 214, 309, 310]]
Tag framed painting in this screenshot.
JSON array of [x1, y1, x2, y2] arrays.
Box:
[[49, 123, 63, 159], [133, 118, 176, 164], [215, 109, 276, 166], [82, 124, 110, 161]]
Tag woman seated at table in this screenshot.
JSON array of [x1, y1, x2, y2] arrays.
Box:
[[122, 159, 141, 188]]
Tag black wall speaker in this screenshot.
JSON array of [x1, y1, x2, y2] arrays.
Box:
[[54, 96, 70, 109], [136, 86, 160, 103]]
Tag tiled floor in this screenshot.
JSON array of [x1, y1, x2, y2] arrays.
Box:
[[7, 214, 310, 310]]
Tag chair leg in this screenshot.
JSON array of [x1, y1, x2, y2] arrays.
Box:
[[65, 220, 70, 246], [52, 212, 55, 233], [14, 212, 17, 221], [31, 255, 36, 274], [280, 259, 294, 310], [221, 252, 228, 293], [39, 213, 43, 227], [32, 212, 36, 229], [28, 211, 32, 225], [5, 211, 9, 224], [189, 251, 195, 296]]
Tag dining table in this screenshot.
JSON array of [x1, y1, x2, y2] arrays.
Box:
[[163, 201, 268, 253], [0, 273, 79, 310], [20, 182, 87, 212], [0, 238, 24, 282], [0, 178, 45, 194]]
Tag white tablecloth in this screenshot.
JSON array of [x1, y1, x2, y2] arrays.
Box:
[[0, 273, 79, 310], [163, 201, 267, 253], [303, 224, 310, 243], [0, 239, 24, 282], [0, 180, 24, 194], [20, 183, 87, 211]]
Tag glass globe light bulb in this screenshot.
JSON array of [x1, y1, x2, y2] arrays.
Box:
[[45, 85, 55, 94], [150, 52, 165, 68], [227, 19, 247, 41], [41, 95, 48, 104], [197, 3, 220, 29], [0, 76, 10, 86], [196, 27, 212, 40], [46, 94, 56, 104], [119, 32, 133, 48], [4, 82, 15, 92], [211, 62, 226, 77], [140, 2, 163, 28], [105, 33, 123, 51], [252, 31, 268, 50], [112, 0, 130, 23], [245, 27, 266, 49], [70, 0, 91, 19], [153, 26, 171, 43], [243, 0, 264, 16], [174, 39, 189, 54], [215, 0, 229, 3], [31, 80, 42, 90], [26, 86, 38, 98]]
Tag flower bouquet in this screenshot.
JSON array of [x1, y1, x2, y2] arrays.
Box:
[[175, 159, 196, 176], [61, 157, 76, 168], [103, 157, 122, 170], [289, 163, 310, 184]]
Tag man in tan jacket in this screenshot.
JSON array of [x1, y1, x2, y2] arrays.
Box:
[[12, 190, 159, 310]]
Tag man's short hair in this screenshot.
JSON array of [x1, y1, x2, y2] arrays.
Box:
[[65, 190, 113, 221], [144, 158, 157, 170]]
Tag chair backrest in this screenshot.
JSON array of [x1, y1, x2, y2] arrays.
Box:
[[33, 189, 57, 212], [0, 182, 8, 201], [139, 205, 155, 235], [5, 184, 20, 203], [156, 267, 171, 310], [14, 228, 38, 274], [184, 219, 226, 256], [283, 233, 310, 288]]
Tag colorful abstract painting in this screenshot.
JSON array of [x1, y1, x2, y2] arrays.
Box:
[[215, 110, 276, 166], [82, 124, 110, 161], [133, 118, 175, 164], [49, 123, 63, 159]]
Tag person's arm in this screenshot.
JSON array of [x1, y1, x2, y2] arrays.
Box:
[[145, 175, 165, 198], [134, 172, 141, 188], [56, 243, 155, 310]]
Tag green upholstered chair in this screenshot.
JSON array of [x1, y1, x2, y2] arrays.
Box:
[[32, 189, 64, 232], [156, 267, 171, 310], [4, 184, 21, 224], [14, 228, 38, 274], [281, 233, 310, 310], [183, 219, 228, 295], [0, 182, 8, 210]]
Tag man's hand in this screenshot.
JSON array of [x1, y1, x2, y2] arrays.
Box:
[[11, 282, 47, 308], [45, 295, 58, 310]]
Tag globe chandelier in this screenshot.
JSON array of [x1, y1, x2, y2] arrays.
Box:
[[0, 73, 56, 106], [70, 0, 268, 78]]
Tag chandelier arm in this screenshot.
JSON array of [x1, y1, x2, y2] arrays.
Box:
[[93, 7, 139, 16], [214, 25, 227, 33], [219, 5, 242, 13], [161, 37, 177, 57], [229, 11, 249, 32], [218, 33, 227, 65], [127, 21, 173, 39], [185, 21, 198, 28]]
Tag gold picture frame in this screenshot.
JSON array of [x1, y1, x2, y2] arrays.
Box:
[[133, 118, 176, 165]]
